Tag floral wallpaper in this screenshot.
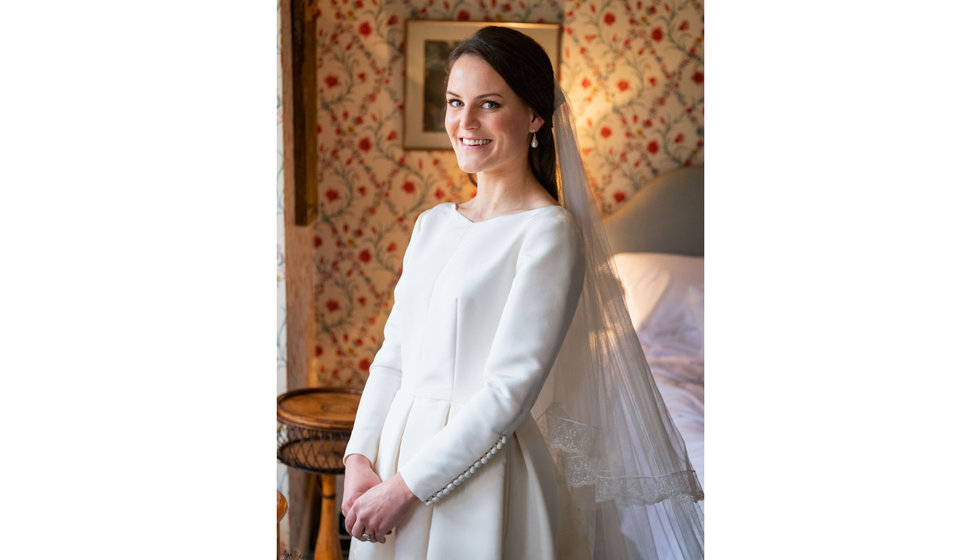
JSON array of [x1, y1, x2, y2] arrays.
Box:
[[561, 0, 704, 210], [310, 0, 703, 387]]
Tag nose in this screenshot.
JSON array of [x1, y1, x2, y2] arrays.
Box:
[[459, 105, 479, 130]]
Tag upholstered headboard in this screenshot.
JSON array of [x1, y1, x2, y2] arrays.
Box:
[[601, 166, 704, 257]]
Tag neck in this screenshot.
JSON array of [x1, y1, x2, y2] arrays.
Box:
[[461, 168, 545, 219]]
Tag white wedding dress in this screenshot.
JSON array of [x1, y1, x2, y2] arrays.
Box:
[[344, 202, 589, 560]]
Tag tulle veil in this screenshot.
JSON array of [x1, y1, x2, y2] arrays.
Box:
[[532, 86, 705, 560]]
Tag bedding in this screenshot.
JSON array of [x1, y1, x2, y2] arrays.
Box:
[[613, 252, 704, 485]]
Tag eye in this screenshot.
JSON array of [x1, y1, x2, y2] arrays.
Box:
[[481, 100, 500, 109], [447, 99, 462, 108]]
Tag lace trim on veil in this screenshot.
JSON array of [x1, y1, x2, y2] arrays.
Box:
[[545, 406, 703, 505]]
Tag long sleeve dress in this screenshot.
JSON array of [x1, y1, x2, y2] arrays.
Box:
[[343, 202, 586, 560]]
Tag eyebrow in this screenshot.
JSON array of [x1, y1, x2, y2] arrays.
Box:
[[445, 91, 504, 99]]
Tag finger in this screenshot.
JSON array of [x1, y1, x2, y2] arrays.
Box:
[[343, 488, 365, 515], [352, 521, 366, 542], [345, 510, 359, 538], [341, 493, 358, 518]]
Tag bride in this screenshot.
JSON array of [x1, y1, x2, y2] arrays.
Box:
[[341, 25, 703, 560]]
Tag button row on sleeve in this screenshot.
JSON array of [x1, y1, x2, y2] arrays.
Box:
[[423, 434, 507, 506]]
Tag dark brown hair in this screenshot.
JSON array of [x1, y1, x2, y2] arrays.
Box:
[[447, 26, 558, 201]]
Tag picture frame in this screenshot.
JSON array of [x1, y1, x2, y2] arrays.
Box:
[[403, 20, 562, 150]]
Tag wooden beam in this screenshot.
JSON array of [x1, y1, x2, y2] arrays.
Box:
[[287, 0, 318, 226]]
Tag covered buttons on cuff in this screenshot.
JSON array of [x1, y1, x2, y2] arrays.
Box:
[[422, 435, 508, 506]]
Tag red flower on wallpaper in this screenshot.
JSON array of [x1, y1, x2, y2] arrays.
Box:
[[435, 188, 445, 199], [582, 77, 591, 89], [325, 75, 339, 88], [358, 138, 371, 151], [680, 20, 690, 31], [604, 13, 616, 25], [387, 242, 397, 252], [326, 300, 340, 312], [600, 126, 612, 139], [613, 191, 626, 203], [315, 345, 323, 357], [326, 189, 339, 201], [652, 28, 664, 42], [359, 358, 371, 372], [647, 140, 660, 154], [617, 80, 629, 92], [359, 250, 372, 263], [691, 71, 704, 84], [314, 236, 323, 248], [675, 133, 685, 143], [457, 10, 470, 20], [402, 181, 416, 193], [358, 22, 372, 37], [388, 15, 398, 26]]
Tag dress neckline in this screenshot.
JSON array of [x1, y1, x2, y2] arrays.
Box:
[[451, 202, 560, 225]]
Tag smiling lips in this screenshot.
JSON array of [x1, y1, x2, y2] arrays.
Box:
[[460, 138, 492, 146]]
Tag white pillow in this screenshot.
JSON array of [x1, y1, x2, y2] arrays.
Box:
[[612, 253, 704, 362]]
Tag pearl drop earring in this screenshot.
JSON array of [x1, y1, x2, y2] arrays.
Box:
[[531, 132, 539, 149]]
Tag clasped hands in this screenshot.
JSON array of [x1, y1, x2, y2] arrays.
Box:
[[342, 454, 420, 545]]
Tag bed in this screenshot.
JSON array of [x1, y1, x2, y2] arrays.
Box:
[[602, 165, 705, 488]]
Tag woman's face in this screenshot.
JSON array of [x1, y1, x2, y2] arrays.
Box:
[[445, 55, 542, 177]]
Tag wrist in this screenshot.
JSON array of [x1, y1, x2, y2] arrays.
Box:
[[392, 473, 421, 504], [345, 453, 372, 470]]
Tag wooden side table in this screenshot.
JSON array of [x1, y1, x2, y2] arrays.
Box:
[[277, 388, 360, 560]]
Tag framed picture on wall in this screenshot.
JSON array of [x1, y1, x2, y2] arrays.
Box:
[[404, 20, 562, 150]]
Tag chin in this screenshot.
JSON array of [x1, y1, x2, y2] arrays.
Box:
[[453, 153, 485, 174]]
